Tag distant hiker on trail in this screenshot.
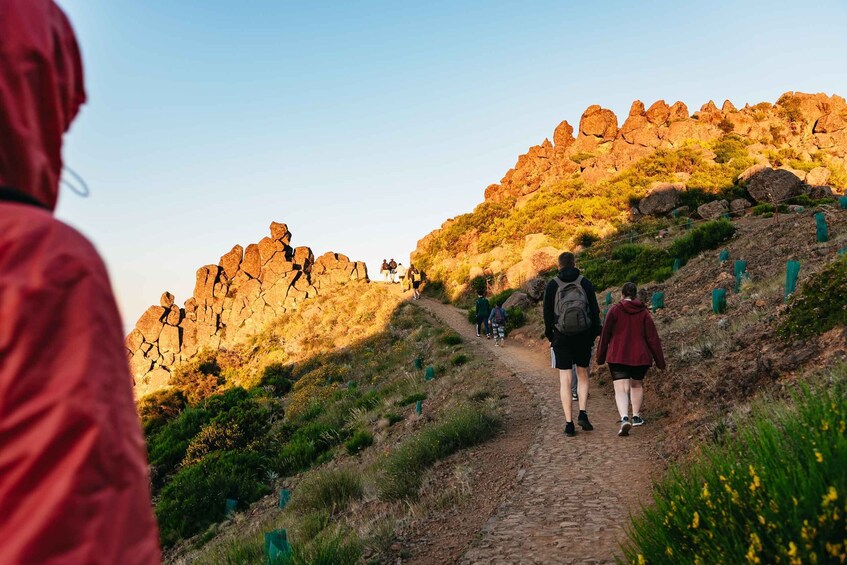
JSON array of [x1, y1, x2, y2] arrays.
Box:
[[597, 282, 666, 437], [381, 259, 390, 281], [408, 265, 423, 299], [389, 258, 398, 281], [475, 291, 492, 338], [0, 1, 161, 562], [489, 302, 508, 346], [396, 262, 407, 287], [544, 252, 602, 437]]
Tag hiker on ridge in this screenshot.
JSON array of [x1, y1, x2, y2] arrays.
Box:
[[388, 258, 398, 282], [475, 290, 492, 338], [544, 252, 602, 437], [596, 282, 666, 437], [396, 262, 407, 287], [489, 301, 509, 346], [381, 259, 390, 281], [0, 1, 161, 562]]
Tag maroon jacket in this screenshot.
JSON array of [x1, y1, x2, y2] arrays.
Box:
[[596, 299, 666, 370]]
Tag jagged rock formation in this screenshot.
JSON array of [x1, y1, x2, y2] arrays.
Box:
[[483, 92, 847, 204], [126, 222, 367, 396]]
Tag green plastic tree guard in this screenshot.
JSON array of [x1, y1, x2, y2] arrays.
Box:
[[225, 498, 238, 517], [265, 529, 291, 564], [815, 212, 829, 243], [424, 366, 435, 381], [347, 380, 356, 390], [415, 400, 423, 415], [651, 292, 665, 312], [278, 489, 291, 510], [671, 209, 679, 219], [686, 218, 692, 231], [785, 260, 801, 301], [605, 292, 612, 305], [840, 196, 847, 209], [413, 357, 423, 370], [719, 249, 729, 263], [672, 258, 681, 273], [733, 260, 748, 293], [712, 289, 727, 314]]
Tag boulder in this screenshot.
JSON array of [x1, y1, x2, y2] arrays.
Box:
[[242, 244, 261, 278], [159, 325, 181, 354], [737, 163, 770, 183], [778, 166, 808, 182], [721, 99, 737, 113], [524, 277, 548, 301], [125, 328, 144, 352], [697, 199, 729, 220], [579, 105, 618, 139], [129, 351, 152, 376], [270, 221, 292, 245], [814, 113, 847, 133], [135, 306, 166, 343], [194, 265, 220, 303], [809, 185, 834, 200], [219, 245, 243, 279], [746, 168, 804, 203], [502, 291, 534, 311], [628, 100, 646, 116], [258, 236, 283, 265], [668, 101, 690, 123], [730, 199, 752, 214], [638, 182, 684, 215], [165, 305, 182, 326], [671, 205, 691, 217], [553, 120, 574, 148], [805, 167, 831, 186], [160, 291, 175, 308], [645, 100, 670, 125]]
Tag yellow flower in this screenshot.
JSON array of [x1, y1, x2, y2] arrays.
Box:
[[788, 541, 798, 557], [702, 483, 710, 499], [665, 546, 674, 557], [692, 512, 700, 529], [823, 486, 838, 507], [748, 465, 761, 492], [637, 554, 647, 565], [758, 515, 766, 525], [821, 419, 830, 431], [815, 451, 824, 463], [746, 532, 763, 564]]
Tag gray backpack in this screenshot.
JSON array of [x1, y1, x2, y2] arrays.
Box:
[[553, 276, 591, 335]]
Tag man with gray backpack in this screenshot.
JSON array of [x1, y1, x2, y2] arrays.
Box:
[[543, 252, 602, 437]]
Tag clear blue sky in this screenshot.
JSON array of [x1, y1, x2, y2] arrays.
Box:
[[54, 0, 847, 327]]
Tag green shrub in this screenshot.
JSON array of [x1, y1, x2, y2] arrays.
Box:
[[580, 220, 735, 289], [440, 332, 462, 346], [156, 451, 270, 546], [383, 412, 404, 426], [489, 288, 516, 307], [469, 275, 488, 294], [148, 407, 210, 488], [379, 404, 501, 500], [139, 388, 186, 436], [344, 429, 374, 455], [421, 280, 449, 303], [397, 393, 427, 407], [275, 421, 345, 475], [752, 203, 775, 215], [261, 363, 294, 396], [451, 353, 469, 366], [573, 228, 601, 248], [288, 468, 364, 516], [712, 134, 747, 163], [779, 256, 847, 339], [622, 371, 847, 564], [275, 529, 362, 565], [506, 307, 527, 331]]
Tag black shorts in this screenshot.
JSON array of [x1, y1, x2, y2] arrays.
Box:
[[412, 281, 421, 289], [609, 363, 650, 381], [550, 332, 595, 369]]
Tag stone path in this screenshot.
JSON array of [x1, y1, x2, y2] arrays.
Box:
[[418, 298, 659, 564]]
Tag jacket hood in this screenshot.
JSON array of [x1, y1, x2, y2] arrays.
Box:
[[0, 0, 86, 211], [620, 299, 647, 314], [557, 267, 581, 282]]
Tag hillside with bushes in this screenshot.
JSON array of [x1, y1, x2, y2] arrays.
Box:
[[412, 92, 847, 299]]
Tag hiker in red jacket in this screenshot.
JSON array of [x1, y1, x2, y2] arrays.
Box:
[[596, 282, 666, 437], [0, 1, 161, 563]]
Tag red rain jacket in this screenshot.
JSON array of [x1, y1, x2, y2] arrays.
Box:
[[596, 299, 666, 370], [0, 1, 161, 563]]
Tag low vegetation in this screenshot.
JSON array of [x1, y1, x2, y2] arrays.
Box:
[[779, 255, 847, 339], [623, 366, 847, 564]]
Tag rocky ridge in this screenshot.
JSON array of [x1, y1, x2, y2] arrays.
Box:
[[484, 92, 847, 204], [126, 222, 367, 397]]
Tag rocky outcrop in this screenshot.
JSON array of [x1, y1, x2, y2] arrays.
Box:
[[126, 222, 368, 397], [697, 199, 729, 220]]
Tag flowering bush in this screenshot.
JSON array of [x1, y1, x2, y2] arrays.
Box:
[[623, 369, 847, 563]]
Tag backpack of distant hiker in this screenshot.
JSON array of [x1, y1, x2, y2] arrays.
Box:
[[553, 276, 591, 335], [492, 306, 506, 325]]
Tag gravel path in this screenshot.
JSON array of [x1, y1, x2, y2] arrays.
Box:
[[418, 298, 658, 564]]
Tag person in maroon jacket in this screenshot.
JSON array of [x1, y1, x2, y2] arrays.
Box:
[[596, 282, 666, 437]]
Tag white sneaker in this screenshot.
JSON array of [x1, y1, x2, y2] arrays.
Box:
[[618, 417, 632, 437]]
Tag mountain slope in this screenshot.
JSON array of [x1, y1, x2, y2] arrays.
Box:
[[412, 92, 847, 298]]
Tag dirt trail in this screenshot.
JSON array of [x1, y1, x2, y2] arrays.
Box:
[[418, 298, 660, 565]]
